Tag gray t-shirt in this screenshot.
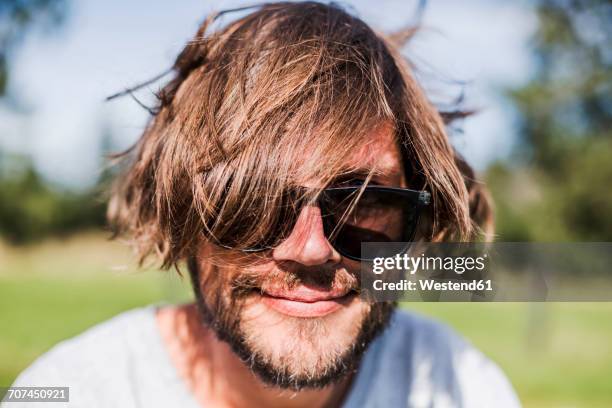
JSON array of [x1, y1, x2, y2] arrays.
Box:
[[6, 306, 520, 407]]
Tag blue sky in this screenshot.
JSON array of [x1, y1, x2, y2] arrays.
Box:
[[0, 0, 537, 188]]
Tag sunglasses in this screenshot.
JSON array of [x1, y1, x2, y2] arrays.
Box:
[[213, 185, 431, 261]]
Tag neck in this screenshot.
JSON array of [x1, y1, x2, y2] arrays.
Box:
[[156, 303, 352, 408]]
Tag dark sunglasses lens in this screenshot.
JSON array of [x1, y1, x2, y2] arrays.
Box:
[[212, 190, 303, 251], [321, 188, 420, 260]]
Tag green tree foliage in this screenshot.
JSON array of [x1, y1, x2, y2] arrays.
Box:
[[0, 122, 116, 243], [0, 0, 109, 244], [0, 156, 107, 243], [488, 0, 611, 241]]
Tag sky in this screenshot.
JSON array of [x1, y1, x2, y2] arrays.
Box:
[[0, 0, 537, 189]]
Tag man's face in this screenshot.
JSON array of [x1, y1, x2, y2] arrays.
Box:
[[192, 123, 405, 390]]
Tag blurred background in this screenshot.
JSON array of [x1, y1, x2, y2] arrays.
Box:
[[0, 0, 610, 406]]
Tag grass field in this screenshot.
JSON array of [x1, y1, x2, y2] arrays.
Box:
[[1, 233, 611, 407]]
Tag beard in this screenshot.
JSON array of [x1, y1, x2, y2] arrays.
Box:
[[187, 256, 395, 391]]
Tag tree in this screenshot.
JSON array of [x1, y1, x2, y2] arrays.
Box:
[[488, 0, 611, 241], [0, 1, 109, 244]]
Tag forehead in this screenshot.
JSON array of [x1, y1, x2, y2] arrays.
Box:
[[350, 122, 403, 176], [298, 121, 404, 187]]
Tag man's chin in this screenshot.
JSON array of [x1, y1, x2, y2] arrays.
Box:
[[193, 272, 395, 391], [232, 293, 385, 390]]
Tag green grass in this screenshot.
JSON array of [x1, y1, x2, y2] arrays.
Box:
[[0, 233, 191, 388], [1, 234, 612, 407], [0, 274, 176, 386]]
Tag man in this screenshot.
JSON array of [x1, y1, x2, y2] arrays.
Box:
[[11, 2, 519, 407]]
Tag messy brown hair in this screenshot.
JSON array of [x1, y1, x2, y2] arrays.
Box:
[[107, 1, 493, 269]]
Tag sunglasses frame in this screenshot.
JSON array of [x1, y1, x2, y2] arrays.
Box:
[[218, 186, 431, 260], [320, 186, 431, 261]]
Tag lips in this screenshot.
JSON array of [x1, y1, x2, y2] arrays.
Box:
[[260, 285, 356, 318]]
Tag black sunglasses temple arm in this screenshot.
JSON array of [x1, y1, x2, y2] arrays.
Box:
[[418, 191, 431, 206]]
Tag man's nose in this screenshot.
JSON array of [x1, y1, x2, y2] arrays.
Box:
[[272, 205, 342, 266]]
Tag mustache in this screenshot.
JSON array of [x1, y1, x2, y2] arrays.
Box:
[[230, 262, 361, 299]]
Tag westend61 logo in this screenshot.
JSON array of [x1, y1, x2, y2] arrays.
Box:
[[372, 253, 488, 275]]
